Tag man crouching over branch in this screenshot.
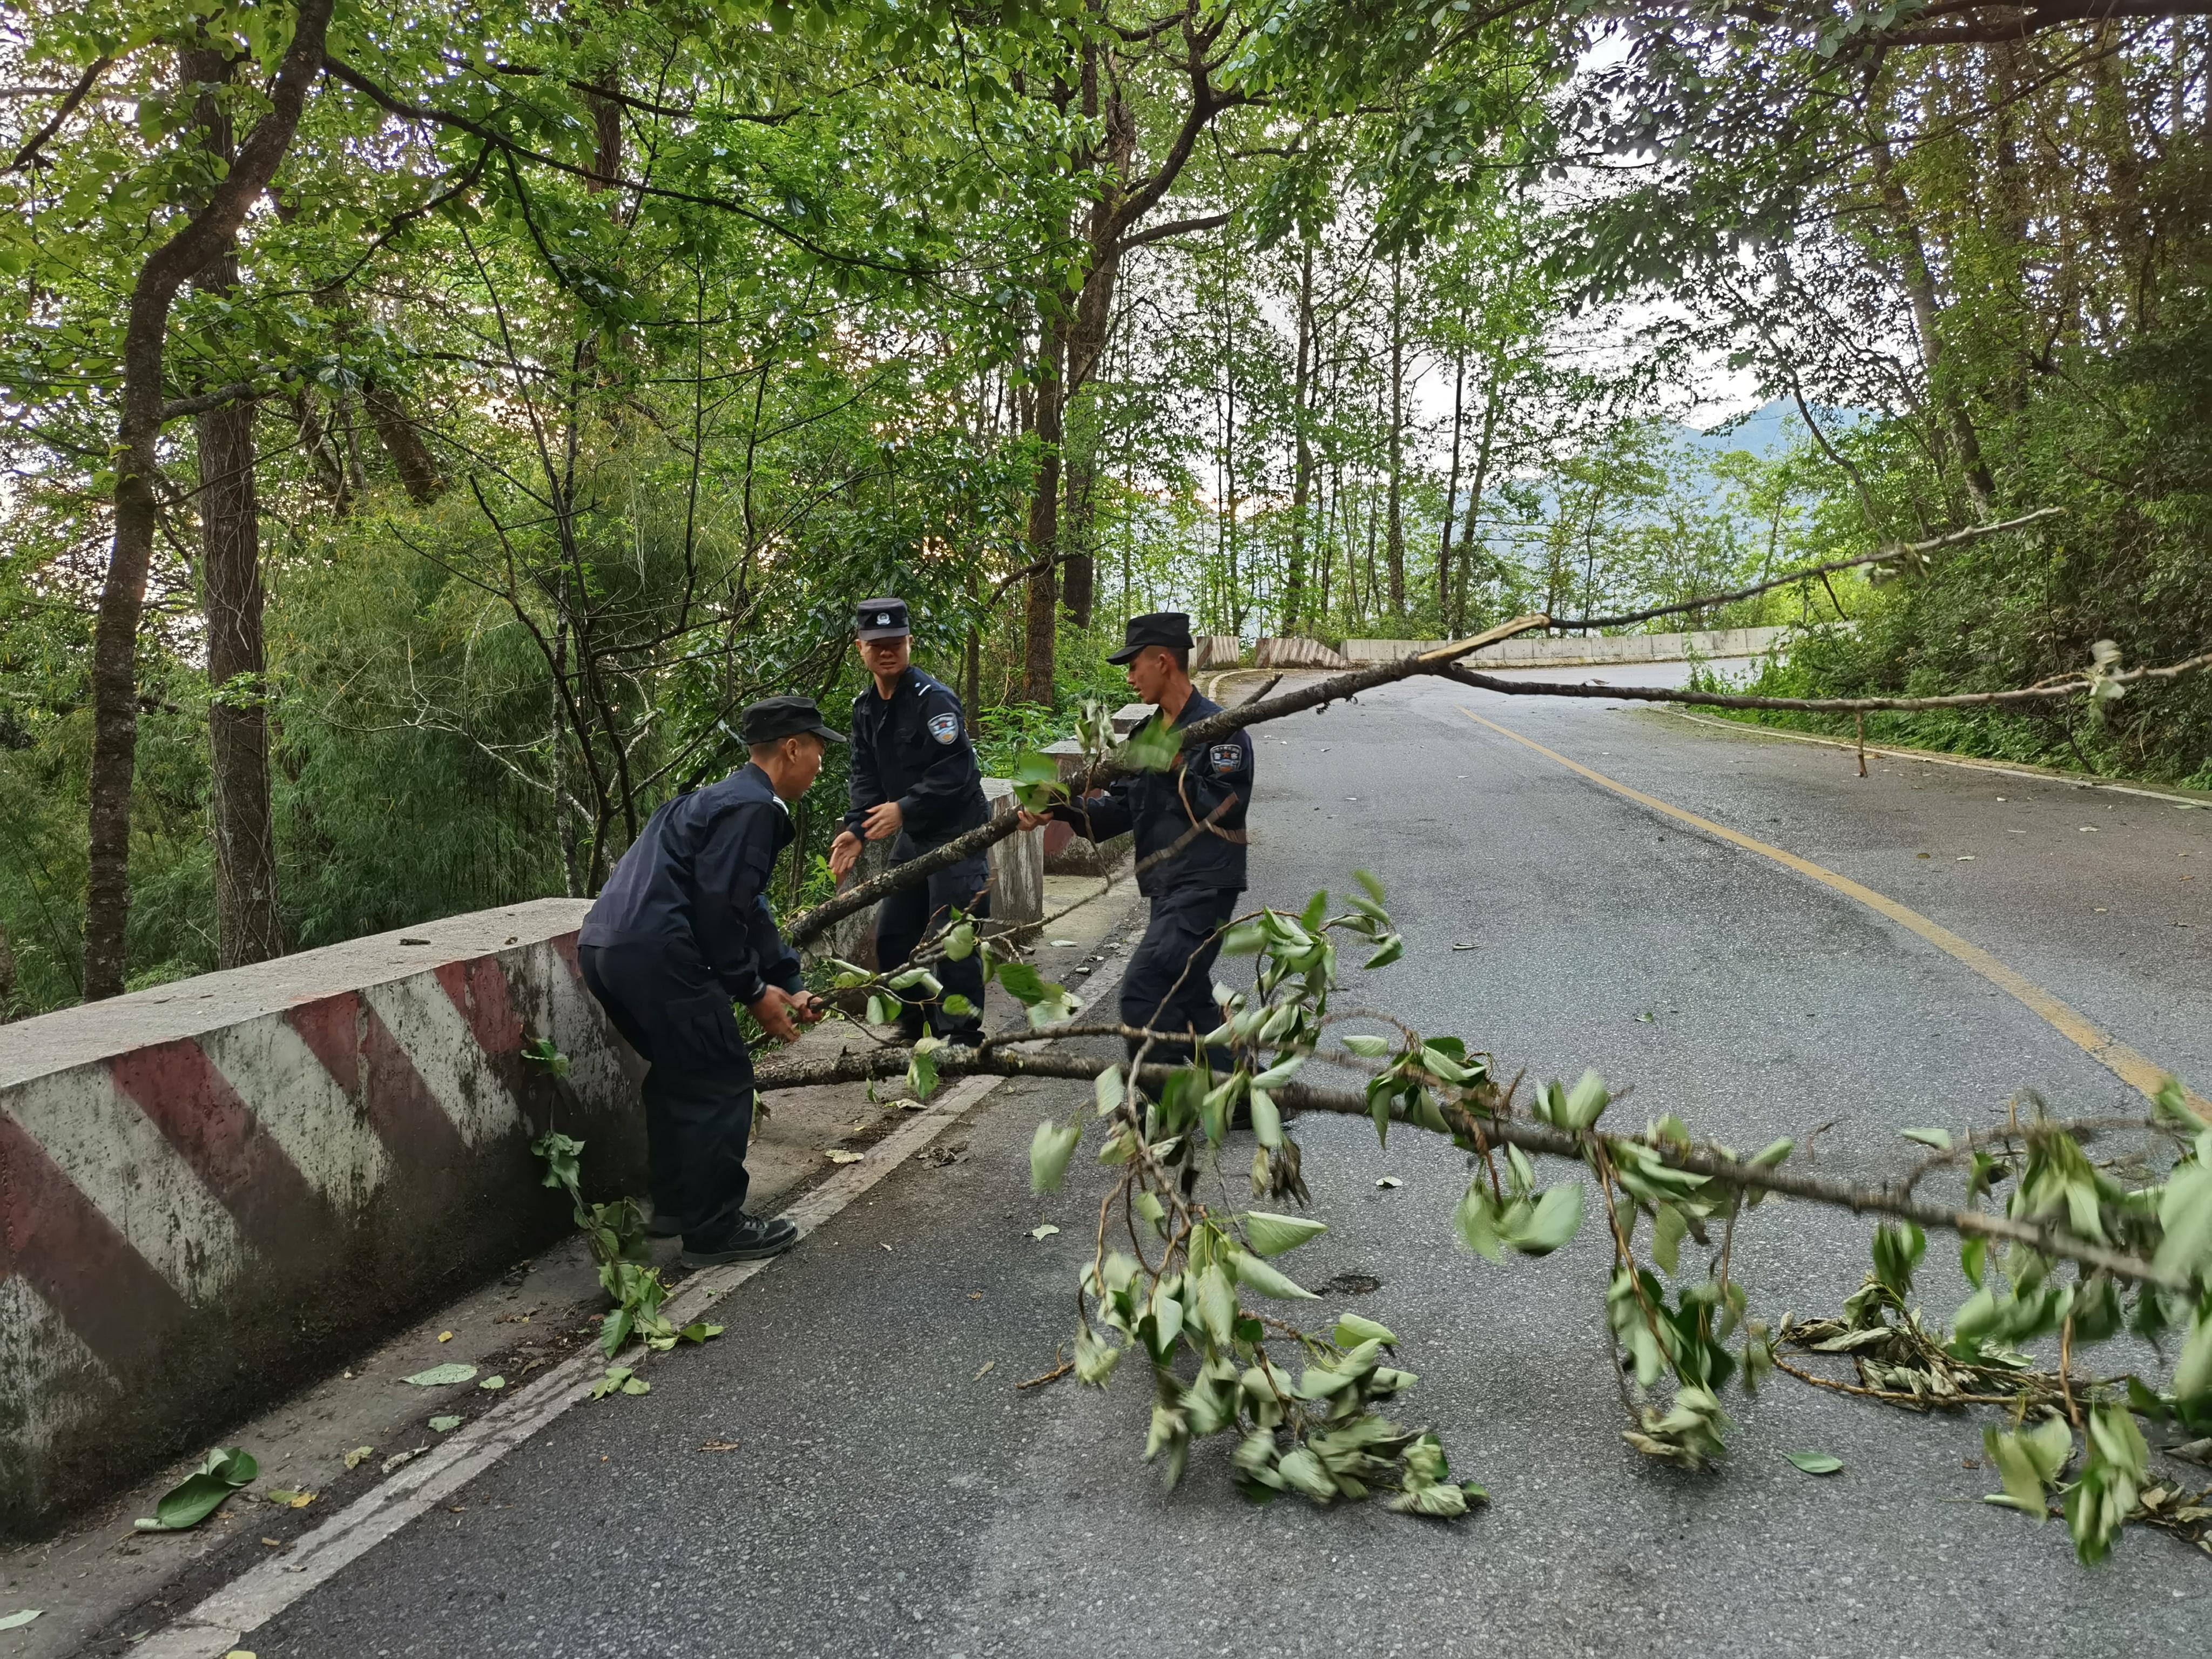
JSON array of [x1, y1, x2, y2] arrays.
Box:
[[1018, 612, 1254, 1067], [577, 696, 838, 1265]]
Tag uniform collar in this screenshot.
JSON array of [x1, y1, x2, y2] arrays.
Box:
[[738, 761, 790, 811]]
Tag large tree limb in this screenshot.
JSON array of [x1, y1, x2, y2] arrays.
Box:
[[1443, 649, 2212, 713], [6, 53, 112, 172], [752, 1038, 2177, 1287], [1549, 508, 2062, 632], [1867, 0, 2212, 46], [322, 58, 932, 279]]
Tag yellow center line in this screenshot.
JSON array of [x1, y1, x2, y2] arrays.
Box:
[[1455, 705, 2208, 1119]]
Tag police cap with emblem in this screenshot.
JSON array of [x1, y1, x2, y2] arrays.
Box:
[[1107, 610, 1195, 665], [854, 596, 911, 641], [740, 694, 846, 746]]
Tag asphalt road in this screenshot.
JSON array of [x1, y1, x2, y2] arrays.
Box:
[[217, 667, 2211, 1658]]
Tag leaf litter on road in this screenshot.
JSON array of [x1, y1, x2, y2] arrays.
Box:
[[402, 1363, 476, 1387], [1786, 1452, 1844, 1475]]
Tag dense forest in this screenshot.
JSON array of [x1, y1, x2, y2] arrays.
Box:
[[2, 0, 2208, 1016]]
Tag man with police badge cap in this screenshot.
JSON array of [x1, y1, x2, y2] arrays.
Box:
[[577, 694, 840, 1264], [829, 596, 991, 1044], [1017, 612, 1253, 1065]]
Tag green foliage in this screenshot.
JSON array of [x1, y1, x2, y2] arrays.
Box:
[[531, 1129, 724, 1372]]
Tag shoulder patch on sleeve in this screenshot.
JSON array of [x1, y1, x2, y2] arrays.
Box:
[[927, 711, 962, 745], [1209, 741, 1243, 775]]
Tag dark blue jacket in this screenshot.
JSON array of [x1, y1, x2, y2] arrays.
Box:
[[578, 763, 803, 1004], [845, 669, 988, 851], [1052, 691, 1252, 896]]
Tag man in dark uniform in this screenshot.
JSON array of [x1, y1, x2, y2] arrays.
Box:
[[1018, 612, 1253, 1065], [577, 695, 839, 1266], [828, 596, 992, 1046]]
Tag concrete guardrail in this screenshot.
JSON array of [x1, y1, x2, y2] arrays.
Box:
[[0, 900, 645, 1536], [1341, 625, 1786, 667]]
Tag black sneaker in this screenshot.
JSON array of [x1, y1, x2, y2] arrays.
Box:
[[679, 1212, 799, 1267]]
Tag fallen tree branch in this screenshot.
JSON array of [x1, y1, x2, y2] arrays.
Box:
[[753, 1035, 2177, 1287], [1547, 509, 2065, 633], [1444, 648, 2212, 714]]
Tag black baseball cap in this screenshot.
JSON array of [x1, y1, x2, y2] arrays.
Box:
[[1107, 611, 1195, 665], [855, 596, 911, 641], [740, 694, 846, 746]]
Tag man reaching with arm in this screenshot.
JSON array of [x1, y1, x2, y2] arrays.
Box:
[[1017, 613, 1253, 1067], [577, 696, 838, 1265]]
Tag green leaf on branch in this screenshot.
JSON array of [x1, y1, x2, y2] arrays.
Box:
[[1094, 1064, 1124, 1117], [1249, 1087, 1285, 1151], [1225, 1250, 1319, 1300], [1983, 1418, 2072, 1516], [1030, 1117, 1081, 1194], [1241, 1211, 1328, 1257], [532, 1130, 585, 1195], [1535, 1070, 1610, 1131], [1334, 1312, 1399, 1347], [1120, 720, 1181, 772], [1871, 1220, 1926, 1299], [1652, 1203, 1688, 1275], [1363, 934, 1405, 970], [1901, 1127, 1952, 1150], [1340, 1034, 1392, 1058], [906, 1035, 943, 1101]]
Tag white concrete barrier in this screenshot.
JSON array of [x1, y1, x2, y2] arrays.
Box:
[[1343, 626, 1786, 667], [1255, 637, 1351, 670], [0, 901, 642, 1536]]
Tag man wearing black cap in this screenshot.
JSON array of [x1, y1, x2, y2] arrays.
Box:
[[1018, 612, 1253, 1065], [828, 596, 992, 1044], [577, 695, 842, 1265]]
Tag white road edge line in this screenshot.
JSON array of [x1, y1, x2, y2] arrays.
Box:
[[1659, 707, 2204, 808], [130, 927, 1132, 1659]]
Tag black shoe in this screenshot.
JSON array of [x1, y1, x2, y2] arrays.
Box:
[[679, 1212, 799, 1267], [936, 1021, 985, 1049]]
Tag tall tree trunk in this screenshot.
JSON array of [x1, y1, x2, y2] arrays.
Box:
[[1867, 130, 1993, 508], [363, 384, 444, 502], [1454, 382, 1500, 633], [1437, 342, 1466, 621], [1057, 61, 1131, 631], [1284, 240, 1314, 633], [195, 302, 284, 967], [186, 50, 284, 970], [1222, 277, 1240, 637], [0, 921, 16, 1021], [1021, 313, 1067, 704], [83, 15, 328, 998], [1385, 256, 1407, 617]]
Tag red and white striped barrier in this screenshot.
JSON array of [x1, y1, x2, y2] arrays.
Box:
[[0, 899, 643, 1537]]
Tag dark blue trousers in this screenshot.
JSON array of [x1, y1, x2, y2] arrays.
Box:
[[875, 834, 990, 1038], [577, 942, 755, 1252], [1120, 886, 1240, 1067]]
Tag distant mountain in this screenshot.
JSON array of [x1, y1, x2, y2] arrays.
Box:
[[1680, 397, 1867, 458]]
